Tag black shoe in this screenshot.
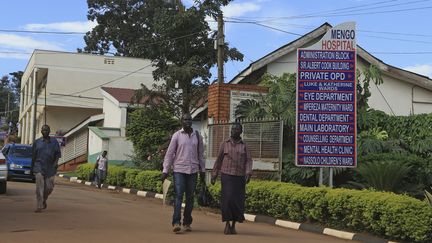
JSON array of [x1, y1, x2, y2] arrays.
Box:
[[230, 225, 237, 234], [43, 201, 47, 209], [224, 223, 231, 235]]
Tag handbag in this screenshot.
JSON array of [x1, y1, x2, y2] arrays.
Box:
[[89, 170, 96, 181], [197, 184, 212, 206]]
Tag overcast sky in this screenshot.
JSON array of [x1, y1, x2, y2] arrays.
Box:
[[1, 0, 431, 81]]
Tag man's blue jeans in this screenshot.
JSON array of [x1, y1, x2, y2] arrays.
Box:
[[172, 172, 197, 226]]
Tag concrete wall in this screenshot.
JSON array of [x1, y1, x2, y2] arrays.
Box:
[[44, 106, 101, 136], [87, 127, 132, 165], [88, 129, 104, 157], [108, 137, 134, 163], [103, 97, 123, 128], [266, 51, 298, 75]]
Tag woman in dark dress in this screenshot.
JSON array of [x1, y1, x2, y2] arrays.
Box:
[[211, 123, 253, 235]]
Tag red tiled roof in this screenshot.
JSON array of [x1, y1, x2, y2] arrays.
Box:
[[101, 87, 141, 104], [101, 87, 162, 105]]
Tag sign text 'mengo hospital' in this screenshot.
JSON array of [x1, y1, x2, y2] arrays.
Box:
[[296, 22, 357, 168]]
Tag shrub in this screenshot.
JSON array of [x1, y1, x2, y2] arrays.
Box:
[[124, 168, 141, 188], [105, 166, 127, 186], [133, 170, 163, 193], [75, 163, 94, 181], [357, 153, 432, 198], [207, 182, 432, 242]]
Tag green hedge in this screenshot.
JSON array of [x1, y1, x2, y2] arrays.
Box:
[[75, 164, 174, 198], [75, 164, 432, 242], [208, 181, 432, 242], [75, 163, 94, 181]]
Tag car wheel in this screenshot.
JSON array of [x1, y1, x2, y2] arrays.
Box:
[[0, 181, 6, 194]]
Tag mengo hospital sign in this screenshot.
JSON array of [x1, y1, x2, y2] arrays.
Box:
[[296, 22, 357, 168]]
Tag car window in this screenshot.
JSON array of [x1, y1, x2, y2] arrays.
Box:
[[2, 146, 10, 156], [11, 146, 32, 158]]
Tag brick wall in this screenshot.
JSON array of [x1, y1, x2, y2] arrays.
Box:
[[58, 154, 87, 172], [208, 83, 268, 122]]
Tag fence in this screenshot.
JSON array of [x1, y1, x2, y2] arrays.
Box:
[[207, 119, 283, 172]]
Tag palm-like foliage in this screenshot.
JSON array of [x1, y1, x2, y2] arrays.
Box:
[[234, 72, 296, 128], [234, 99, 266, 120], [425, 188, 432, 206], [354, 161, 412, 192], [357, 127, 387, 155]]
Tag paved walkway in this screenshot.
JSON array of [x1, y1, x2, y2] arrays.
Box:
[[0, 180, 356, 243]]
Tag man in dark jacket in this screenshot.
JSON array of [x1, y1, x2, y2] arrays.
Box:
[[31, 124, 61, 213]]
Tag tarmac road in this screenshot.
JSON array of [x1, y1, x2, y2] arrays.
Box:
[[0, 179, 356, 243]]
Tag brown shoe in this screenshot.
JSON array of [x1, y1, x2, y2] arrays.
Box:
[[183, 224, 192, 232], [173, 224, 181, 233], [34, 208, 42, 213]]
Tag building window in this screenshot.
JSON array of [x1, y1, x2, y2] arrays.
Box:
[[104, 58, 115, 65]]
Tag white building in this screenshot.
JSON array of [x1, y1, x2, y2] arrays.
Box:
[[18, 50, 157, 144], [58, 87, 145, 170]]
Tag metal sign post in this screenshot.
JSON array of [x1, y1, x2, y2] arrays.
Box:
[[319, 167, 324, 186], [329, 167, 333, 188]]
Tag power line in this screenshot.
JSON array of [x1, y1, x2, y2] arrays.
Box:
[[358, 29, 432, 38], [225, 0, 430, 22], [0, 29, 86, 35], [224, 0, 401, 20], [362, 34, 432, 44], [138, 30, 215, 47], [0, 31, 213, 57], [309, 5, 432, 18], [259, 0, 431, 21], [230, 21, 432, 38], [68, 63, 154, 95], [224, 20, 432, 45], [370, 51, 432, 54], [224, 20, 302, 36]]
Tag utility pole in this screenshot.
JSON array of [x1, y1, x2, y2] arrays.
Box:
[[217, 12, 224, 84], [6, 92, 10, 120]]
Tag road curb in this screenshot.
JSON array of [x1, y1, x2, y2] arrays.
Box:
[[57, 174, 397, 243]]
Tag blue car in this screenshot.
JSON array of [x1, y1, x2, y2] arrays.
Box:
[[1, 144, 34, 181]]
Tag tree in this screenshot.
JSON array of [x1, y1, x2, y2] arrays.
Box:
[[235, 72, 297, 127], [356, 65, 383, 131], [0, 71, 22, 126], [83, 0, 243, 114], [125, 103, 180, 169]]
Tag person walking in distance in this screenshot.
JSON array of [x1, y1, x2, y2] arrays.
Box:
[[31, 125, 61, 213], [94, 150, 108, 189], [211, 123, 253, 234], [162, 113, 205, 233]]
